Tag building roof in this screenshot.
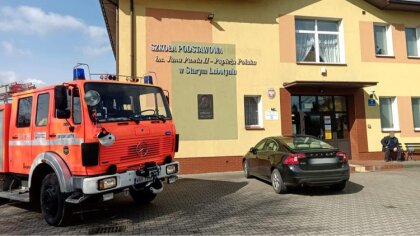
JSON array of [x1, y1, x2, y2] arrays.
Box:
[[364, 0, 420, 11], [99, 0, 118, 59]]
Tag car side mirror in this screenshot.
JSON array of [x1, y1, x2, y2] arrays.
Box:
[[249, 147, 257, 154], [54, 85, 70, 119]]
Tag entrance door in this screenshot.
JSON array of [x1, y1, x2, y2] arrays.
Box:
[[292, 95, 351, 158]]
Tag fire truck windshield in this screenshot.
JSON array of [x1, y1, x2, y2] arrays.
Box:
[[84, 82, 172, 123]]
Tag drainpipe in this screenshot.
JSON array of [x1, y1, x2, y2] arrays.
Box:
[[130, 0, 135, 78]]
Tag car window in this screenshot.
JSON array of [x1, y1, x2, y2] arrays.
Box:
[[255, 140, 266, 151], [283, 136, 334, 150], [265, 140, 279, 151]]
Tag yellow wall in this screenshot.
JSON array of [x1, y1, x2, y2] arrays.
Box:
[[117, 0, 420, 158]]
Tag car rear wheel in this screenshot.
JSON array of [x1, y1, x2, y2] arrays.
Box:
[[271, 169, 288, 194], [330, 181, 347, 191], [243, 160, 251, 179]]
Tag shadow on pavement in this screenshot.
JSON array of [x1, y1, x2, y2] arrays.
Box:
[[255, 178, 364, 196], [290, 181, 364, 196], [69, 178, 249, 226]]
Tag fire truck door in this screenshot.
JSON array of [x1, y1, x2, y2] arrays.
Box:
[[32, 93, 51, 161], [9, 96, 33, 174]]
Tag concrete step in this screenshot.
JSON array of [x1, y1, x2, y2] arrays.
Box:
[[349, 160, 404, 173]]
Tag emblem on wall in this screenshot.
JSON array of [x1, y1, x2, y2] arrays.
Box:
[[267, 88, 276, 99]]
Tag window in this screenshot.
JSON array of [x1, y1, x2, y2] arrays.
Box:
[[295, 18, 344, 63], [374, 24, 393, 56], [244, 96, 262, 128], [255, 139, 266, 151], [73, 88, 82, 124], [265, 140, 279, 152], [17, 97, 32, 128], [36, 93, 49, 127], [405, 27, 420, 57], [379, 97, 399, 130], [412, 98, 420, 130]]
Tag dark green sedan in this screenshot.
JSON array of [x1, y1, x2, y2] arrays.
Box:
[[243, 135, 350, 194]]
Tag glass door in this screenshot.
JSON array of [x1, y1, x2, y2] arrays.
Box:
[[291, 95, 351, 158]]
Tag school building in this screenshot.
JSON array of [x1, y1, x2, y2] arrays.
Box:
[[100, 0, 420, 173]]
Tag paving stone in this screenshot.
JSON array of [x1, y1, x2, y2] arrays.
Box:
[[0, 169, 420, 235]]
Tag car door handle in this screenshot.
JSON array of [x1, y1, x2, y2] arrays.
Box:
[[12, 135, 18, 139], [49, 134, 57, 138]]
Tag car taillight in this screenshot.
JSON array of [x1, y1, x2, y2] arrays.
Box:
[[337, 152, 348, 163], [283, 153, 306, 165]]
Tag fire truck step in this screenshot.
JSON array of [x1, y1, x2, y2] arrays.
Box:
[[0, 190, 30, 202]]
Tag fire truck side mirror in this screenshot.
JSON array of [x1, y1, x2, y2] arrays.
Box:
[[54, 85, 70, 119]]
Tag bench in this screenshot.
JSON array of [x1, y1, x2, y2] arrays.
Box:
[[404, 143, 420, 161]]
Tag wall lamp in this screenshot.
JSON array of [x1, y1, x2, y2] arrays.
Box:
[[208, 13, 214, 21]]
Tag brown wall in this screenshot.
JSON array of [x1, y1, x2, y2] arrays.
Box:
[[359, 21, 420, 64], [177, 156, 242, 174], [278, 15, 296, 63], [398, 96, 420, 137]]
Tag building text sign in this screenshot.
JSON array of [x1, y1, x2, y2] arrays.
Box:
[[150, 43, 257, 77]]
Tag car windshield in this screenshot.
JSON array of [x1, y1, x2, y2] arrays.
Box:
[[84, 83, 171, 123], [283, 136, 334, 150]]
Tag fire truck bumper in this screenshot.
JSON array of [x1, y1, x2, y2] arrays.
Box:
[[78, 162, 180, 195]]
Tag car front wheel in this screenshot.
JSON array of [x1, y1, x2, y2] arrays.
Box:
[[40, 173, 70, 226], [271, 169, 288, 194]]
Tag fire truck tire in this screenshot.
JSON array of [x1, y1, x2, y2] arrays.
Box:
[[129, 188, 157, 204], [40, 173, 71, 226]]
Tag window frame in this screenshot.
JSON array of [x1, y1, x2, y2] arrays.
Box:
[[374, 23, 394, 57], [35, 93, 50, 127], [411, 97, 420, 131], [379, 96, 400, 131], [244, 95, 263, 129], [405, 27, 420, 58], [295, 18, 345, 64]]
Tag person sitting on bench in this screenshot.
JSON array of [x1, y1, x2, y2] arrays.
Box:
[[381, 132, 402, 162]]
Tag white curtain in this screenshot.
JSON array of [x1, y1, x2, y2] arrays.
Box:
[[296, 33, 315, 62], [319, 34, 340, 63], [374, 26, 388, 55]]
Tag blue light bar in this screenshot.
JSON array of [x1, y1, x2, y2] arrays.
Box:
[[144, 75, 153, 84], [73, 68, 86, 80]]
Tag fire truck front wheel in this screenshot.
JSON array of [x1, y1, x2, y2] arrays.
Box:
[[40, 173, 71, 226], [129, 187, 157, 204]]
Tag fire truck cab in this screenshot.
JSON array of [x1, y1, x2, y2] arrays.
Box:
[[0, 69, 179, 226]]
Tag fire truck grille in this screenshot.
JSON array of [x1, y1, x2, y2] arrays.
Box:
[[99, 136, 173, 164]]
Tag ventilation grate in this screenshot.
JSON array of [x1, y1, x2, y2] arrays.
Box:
[[88, 225, 126, 235]]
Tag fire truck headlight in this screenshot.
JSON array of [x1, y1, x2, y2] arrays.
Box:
[[98, 177, 117, 190], [166, 164, 178, 175]]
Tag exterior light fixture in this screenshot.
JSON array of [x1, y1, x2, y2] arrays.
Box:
[[208, 13, 214, 21]]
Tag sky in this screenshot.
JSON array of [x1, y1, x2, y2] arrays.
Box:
[[0, 0, 115, 87]]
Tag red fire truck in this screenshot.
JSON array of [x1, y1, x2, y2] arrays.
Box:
[[0, 66, 179, 226]]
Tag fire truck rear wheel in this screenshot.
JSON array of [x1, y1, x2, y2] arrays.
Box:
[[40, 173, 71, 226], [129, 188, 157, 204]]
